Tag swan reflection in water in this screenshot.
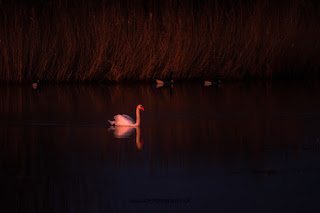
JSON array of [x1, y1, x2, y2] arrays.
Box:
[[108, 126, 143, 150]]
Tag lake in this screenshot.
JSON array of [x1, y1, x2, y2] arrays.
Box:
[[1, 80, 320, 212]]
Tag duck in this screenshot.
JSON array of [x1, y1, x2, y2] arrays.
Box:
[[203, 79, 221, 87], [32, 80, 40, 89], [108, 104, 145, 127], [155, 72, 174, 87]]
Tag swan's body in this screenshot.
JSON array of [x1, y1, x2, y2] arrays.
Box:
[[108, 105, 144, 127]]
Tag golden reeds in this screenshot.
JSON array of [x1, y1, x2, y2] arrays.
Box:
[[0, 0, 319, 83]]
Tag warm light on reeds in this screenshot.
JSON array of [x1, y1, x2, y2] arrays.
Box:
[[0, 0, 319, 83]]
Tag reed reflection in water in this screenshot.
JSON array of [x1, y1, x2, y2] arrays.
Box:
[[1, 81, 320, 212]]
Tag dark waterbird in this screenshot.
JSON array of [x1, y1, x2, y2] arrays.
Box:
[[155, 72, 174, 88], [32, 80, 40, 90], [203, 79, 221, 87]]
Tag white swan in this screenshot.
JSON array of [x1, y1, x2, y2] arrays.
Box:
[[108, 104, 145, 126]]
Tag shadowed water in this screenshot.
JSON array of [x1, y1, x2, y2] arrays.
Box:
[[1, 81, 320, 212]]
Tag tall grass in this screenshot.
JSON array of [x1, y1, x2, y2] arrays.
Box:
[[0, 0, 319, 83]]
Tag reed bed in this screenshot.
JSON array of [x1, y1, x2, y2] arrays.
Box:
[[0, 0, 319, 83]]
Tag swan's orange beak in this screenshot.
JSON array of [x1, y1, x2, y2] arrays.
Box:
[[141, 106, 145, 111]]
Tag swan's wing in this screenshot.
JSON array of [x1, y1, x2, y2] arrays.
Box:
[[120, 114, 135, 123], [114, 114, 135, 126]]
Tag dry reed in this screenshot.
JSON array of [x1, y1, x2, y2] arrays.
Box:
[[0, 0, 319, 83]]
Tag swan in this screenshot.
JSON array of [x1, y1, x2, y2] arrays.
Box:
[[108, 104, 145, 126]]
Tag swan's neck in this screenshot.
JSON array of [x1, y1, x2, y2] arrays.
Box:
[[135, 107, 141, 126]]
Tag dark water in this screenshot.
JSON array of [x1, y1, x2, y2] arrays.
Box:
[[1, 81, 320, 213]]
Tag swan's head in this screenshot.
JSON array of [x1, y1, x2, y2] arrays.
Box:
[[137, 104, 145, 111]]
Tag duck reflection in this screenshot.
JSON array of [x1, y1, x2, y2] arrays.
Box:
[[109, 126, 143, 150]]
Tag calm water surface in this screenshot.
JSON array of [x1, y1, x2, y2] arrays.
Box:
[[1, 81, 320, 212]]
